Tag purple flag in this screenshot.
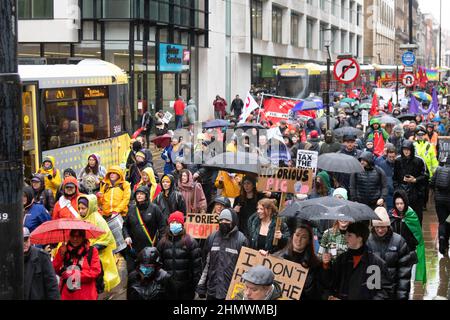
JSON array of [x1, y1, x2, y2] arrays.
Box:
[[409, 95, 420, 114], [431, 87, 439, 114]]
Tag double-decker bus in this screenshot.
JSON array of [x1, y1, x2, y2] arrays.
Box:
[[19, 59, 132, 179]]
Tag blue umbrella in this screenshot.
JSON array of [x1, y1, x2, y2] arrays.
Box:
[[293, 98, 324, 112], [203, 119, 229, 129]]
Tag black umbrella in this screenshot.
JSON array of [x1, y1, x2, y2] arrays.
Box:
[[280, 196, 380, 222], [318, 153, 364, 174], [396, 113, 417, 122], [202, 152, 270, 175], [236, 123, 265, 130], [203, 119, 229, 129], [374, 115, 401, 125], [315, 117, 337, 128], [333, 127, 364, 138]]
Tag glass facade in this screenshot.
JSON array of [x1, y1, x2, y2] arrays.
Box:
[[252, 0, 263, 40], [18, 0, 53, 19], [272, 6, 282, 44]]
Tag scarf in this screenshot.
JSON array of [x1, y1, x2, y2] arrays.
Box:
[[403, 207, 427, 283]]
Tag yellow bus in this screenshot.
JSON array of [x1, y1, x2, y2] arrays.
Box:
[[19, 59, 132, 179]]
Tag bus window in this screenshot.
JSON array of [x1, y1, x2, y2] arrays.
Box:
[[276, 69, 309, 99], [79, 87, 110, 142]]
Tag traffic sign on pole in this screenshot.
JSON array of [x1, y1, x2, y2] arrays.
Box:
[[402, 73, 415, 87], [402, 51, 416, 67], [333, 57, 360, 84]]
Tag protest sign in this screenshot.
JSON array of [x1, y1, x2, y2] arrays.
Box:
[[257, 167, 313, 194], [161, 111, 173, 124], [361, 110, 369, 127], [184, 213, 219, 239], [226, 247, 309, 300], [438, 136, 450, 162], [296, 150, 318, 173]]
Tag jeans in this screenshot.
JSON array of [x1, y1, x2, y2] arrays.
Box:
[[175, 115, 183, 129], [435, 201, 450, 248], [214, 110, 223, 119]]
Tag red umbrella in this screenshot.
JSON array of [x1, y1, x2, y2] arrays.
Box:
[[30, 218, 105, 245], [151, 133, 172, 148]]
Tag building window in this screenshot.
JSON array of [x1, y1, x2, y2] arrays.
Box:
[[291, 13, 299, 46], [341, 0, 345, 20], [252, 0, 263, 40], [357, 5, 362, 26], [349, 1, 353, 23], [341, 31, 346, 52], [18, 0, 53, 19], [272, 6, 282, 44], [332, 0, 337, 16], [320, 24, 327, 51], [306, 19, 313, 49], [307, 0, 313, 5], [320, 0, 326, 11]]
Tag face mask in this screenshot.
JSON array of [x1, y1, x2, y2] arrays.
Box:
[[170, 223, 183, 235], [219, 223, 232, 235], [139, 265, 155, 278]]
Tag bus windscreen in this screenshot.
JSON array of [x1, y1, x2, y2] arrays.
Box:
[[277, 69, 309, 99]]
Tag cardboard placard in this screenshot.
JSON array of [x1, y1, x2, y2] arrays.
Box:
[[161, 111, 173, 124], [361, 110, 369, 127], [226, 247, 309, 300], [438, 136, 450, 162], [257, 167, 313, 194], [184, 213, 219, 239], [296, 150, 318, 173]]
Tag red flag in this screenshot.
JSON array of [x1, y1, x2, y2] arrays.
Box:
[[362, 85, 367, 96], [263, 97, 315, 124], [370, 93, 378, 116], [388, 100, 393, 113]]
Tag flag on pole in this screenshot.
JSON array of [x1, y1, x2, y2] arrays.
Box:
[[431, 87, 439, 114], [239, 92, 260, 124], [409, 95, 420, 114], [370, 93, 378, 116]]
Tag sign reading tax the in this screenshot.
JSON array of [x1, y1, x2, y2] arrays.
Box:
[[296, 150, 318, 173], [257, 167, 313, 194], [226, 247, 309, 300], [159, 43, 186, 72], [184, 213, 219, 239]]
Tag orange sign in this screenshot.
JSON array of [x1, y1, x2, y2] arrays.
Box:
[[184, 213, 219, 239]]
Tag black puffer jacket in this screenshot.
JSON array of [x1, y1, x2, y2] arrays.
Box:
[[430, 163, 450, 203], [348, 111, 361, 128], [31, 174, 55, 214], [350, 151, 388, 206], [367, 229, 413, 300], [393, 140, 427, 199], [157, 230, 202, 300], [153, 174, 187, 220], [124, 186, 167, 253], [197, 209, 248, 299]]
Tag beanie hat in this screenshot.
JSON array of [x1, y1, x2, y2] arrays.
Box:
[[136, 151, 146, 159], [333, 188, 348, 200], [372, 207, 391, 227], [218, 209, 233, 222], [161, 175, 172, 184], [168, 211, 185, 225], [78, 196, 89, 208], [310, 130, 319, 139]]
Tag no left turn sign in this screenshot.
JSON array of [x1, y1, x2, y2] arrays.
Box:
[[333, 57, 360, 84], [402, 73, 415, 87]]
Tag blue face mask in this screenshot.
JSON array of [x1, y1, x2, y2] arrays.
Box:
[[170, 223, 183, 235], [139, 265, 155, 277]]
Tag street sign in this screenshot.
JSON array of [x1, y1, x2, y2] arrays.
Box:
[[333, 57, 360, 84], [402, 51, 416, 66], [402, 73, 415, 87], [404, 66, 414, 73]]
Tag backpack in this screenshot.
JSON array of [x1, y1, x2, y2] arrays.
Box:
[[435, 167, 450, 190], [87, 247, 105, 294]]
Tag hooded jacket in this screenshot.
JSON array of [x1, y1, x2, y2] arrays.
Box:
[[78, 194, 120, 292], [305, 119, 320, 136], [367, 118, 389, 157], [124, 186, 167, 252], [185, 99, 197, 124], [23, 186, 51, 233], [197, 210, 248, 299], [214, 171, 242, 198], [350, 151, 388, 205], [133, 167, 162, 201], [348, 110, 361, 128], [178, 170, 207, 213], [52, 176, 82, 220], [153, 174, 187, 220], [99, 166, 131, 217], [37, 156, 62, 197], [430, 159, 450, 203], [393, 140, 427, 199], [78, 154, 107, 187], [31, 174, 55, 214], [319, 130, 342, 155], [156, 229, 202, 300], [367, 228, 413, 300], [414, 139, 439, 178], [389, 190, 426, 284]]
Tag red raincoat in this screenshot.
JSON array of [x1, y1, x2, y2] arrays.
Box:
[[52, 176, 82, 220]]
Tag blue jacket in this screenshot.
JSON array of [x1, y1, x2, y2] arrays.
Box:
[[375, 155, 395, 211], [24, 203, 51, 233], [161, 145, 184, 175]]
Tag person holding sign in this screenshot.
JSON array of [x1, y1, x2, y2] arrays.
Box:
[[247, 199, 290, 255], [157, 211, 202, 300], [274, 220, 325, 300]]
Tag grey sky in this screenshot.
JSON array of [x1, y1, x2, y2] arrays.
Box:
[[418, 0, 449, 29]]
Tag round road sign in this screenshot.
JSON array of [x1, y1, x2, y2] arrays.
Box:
[[402, 51, 416, 67], [333, 58, 360, 84], [402, 73, 415, 87]]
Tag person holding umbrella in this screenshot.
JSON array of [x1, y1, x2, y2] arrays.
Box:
[[52, 229, 102, 300], [247, 199, 290, 255], [322, 222, 392, 300]]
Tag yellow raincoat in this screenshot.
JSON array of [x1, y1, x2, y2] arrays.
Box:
[[134, 167, 161, 201], [78, 194, 121, 292], [99, 166, 131, 217], [214, 171, 242, 198], [37, 156, 61, 197]]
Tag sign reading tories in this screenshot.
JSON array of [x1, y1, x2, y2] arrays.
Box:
[[226, 247, 309, 300], [257, 167, 313, 194], [184, 213, 219, 239], [159, 43, 186, 72]]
